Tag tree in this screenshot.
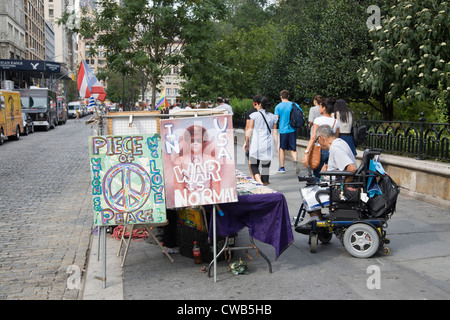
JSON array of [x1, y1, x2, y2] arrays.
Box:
[[60, 0, 225, 108], [180, 19, 279, 102], [290, 0, 372, 102], [358, 0, 449, 120], [257, 1, 373, 106]]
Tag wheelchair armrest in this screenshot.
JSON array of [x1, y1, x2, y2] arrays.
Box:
[[298, 175, 316, 183], [319, 170, 356, 177]]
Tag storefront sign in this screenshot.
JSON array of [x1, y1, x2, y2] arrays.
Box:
[[89, 134, 166, 226], [0, 59, 61, 73], [160, 115, 237, 208]]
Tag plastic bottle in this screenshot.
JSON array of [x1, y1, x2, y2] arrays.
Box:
[[193, 241, 202, 264]]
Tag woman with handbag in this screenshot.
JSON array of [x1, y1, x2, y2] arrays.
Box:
[[302, 97, 340, 180], [244, 96, 278, 185]]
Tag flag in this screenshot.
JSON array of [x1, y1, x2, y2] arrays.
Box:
[[156, 87, 168, 110], [88, 96, 96, 109], [77, 59, 107, 101]]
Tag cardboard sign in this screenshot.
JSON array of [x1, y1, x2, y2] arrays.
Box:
[[160, 115, 237, 208], [89, 134, 166, 226]]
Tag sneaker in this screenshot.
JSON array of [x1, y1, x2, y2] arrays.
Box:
[[278, 167, 286, 174], [293, 161, 301, 174]]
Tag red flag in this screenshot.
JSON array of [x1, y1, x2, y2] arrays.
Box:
[[77, 59, 107, 101]]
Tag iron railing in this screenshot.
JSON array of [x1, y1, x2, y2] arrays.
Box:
[[233, 113, 450, 162]]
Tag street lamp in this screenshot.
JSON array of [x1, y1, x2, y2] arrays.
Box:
[[51, 70, 75, 98], [52, 52, 73, 62]]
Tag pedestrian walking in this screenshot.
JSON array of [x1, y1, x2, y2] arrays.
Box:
[[302, 97, 340, 180], [274, 90, 301, 174], [244, 96, 278, 185], [215, 97, 233, 115], [308, 95, 322, 132], [243, 95, 260, 179], [334, 99, 357, 155]]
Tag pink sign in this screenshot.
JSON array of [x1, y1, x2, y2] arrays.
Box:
[[160, 115, 237, 208]]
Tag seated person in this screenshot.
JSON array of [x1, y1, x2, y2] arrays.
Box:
[[296, 124, 357, 233]]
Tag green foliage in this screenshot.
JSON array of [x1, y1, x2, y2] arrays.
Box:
[[180, 22, 279, 101], [59, 0, 449, 122], [257, 0, 374, 105], [358, 0, 450, 119], [229, 98, 254, 118]]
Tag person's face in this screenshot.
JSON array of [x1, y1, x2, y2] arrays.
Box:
[[316, 135, 330, 150], [319, 104, 326, 114], [191, 136, 202, 154]]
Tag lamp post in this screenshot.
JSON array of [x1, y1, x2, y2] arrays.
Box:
[[52, 52, 73, 62]]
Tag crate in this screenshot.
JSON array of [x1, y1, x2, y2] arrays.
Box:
[[176, 225, 233, 262]]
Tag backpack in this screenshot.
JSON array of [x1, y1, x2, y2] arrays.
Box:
[[352, 125, 367, 146], [367, 174, 400, 218], [289, 102, 305, 129]]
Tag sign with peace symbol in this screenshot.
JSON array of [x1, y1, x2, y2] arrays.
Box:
[[89, 134, 166, 226], [103, 163, 151, 212]]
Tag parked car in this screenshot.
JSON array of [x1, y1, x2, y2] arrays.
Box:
[[21, 112, 34, 135]]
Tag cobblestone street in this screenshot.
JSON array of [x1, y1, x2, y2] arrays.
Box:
[[0, 120, 95, 299]]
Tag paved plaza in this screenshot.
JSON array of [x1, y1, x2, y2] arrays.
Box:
[[1, 120, 449, 301]]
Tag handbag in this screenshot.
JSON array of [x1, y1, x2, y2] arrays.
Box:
[[308, 119, 335, 170], [308, 145, 322, 170], [259, 110, 271, 134]]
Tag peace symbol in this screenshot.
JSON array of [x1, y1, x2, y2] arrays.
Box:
[[102, 163, 151, 212]]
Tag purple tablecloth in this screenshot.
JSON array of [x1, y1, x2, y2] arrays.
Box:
[[209, 192, 294, 260]]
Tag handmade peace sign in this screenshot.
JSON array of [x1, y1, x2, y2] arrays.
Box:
[[103, 163, 151, 212]]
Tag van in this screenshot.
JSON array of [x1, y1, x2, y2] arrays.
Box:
[[68, 101, 83, 118], [19, 86, 57, 131], [0, 90, 23, 145]]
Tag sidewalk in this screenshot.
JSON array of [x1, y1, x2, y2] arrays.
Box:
[[81, 142, 450, 300]]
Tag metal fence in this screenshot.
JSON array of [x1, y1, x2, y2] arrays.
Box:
[[233, 113, 450, 162]]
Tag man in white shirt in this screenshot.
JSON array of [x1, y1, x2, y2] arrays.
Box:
[[215, 97, 234, 115], [296, 124, 357, 233]]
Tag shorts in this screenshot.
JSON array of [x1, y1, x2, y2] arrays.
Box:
[[279, 131, 297, 151]]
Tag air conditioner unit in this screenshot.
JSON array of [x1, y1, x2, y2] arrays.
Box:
[[1, 80, 14, 91]]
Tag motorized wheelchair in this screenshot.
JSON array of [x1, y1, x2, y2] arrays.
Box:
[[294, 149, 400, 258]]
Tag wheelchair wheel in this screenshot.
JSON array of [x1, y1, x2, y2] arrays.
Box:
[[309, 232, 318, 253], [343, 223, 380, 258]]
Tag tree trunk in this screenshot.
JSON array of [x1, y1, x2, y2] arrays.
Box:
[[151, 78, 157, 110], [381, 99, 394, 121]]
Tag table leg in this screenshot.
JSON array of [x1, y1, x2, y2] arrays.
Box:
[[250, 237, 272, 273], [213, 205, 217, 282], [101, 226, 107, 288]]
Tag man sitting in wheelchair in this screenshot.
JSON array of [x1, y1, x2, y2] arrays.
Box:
[[296, 124, 358, 234], [295, 125, 399, 257]]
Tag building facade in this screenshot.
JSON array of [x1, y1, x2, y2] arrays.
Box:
[[0, 0, 27, 60]]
